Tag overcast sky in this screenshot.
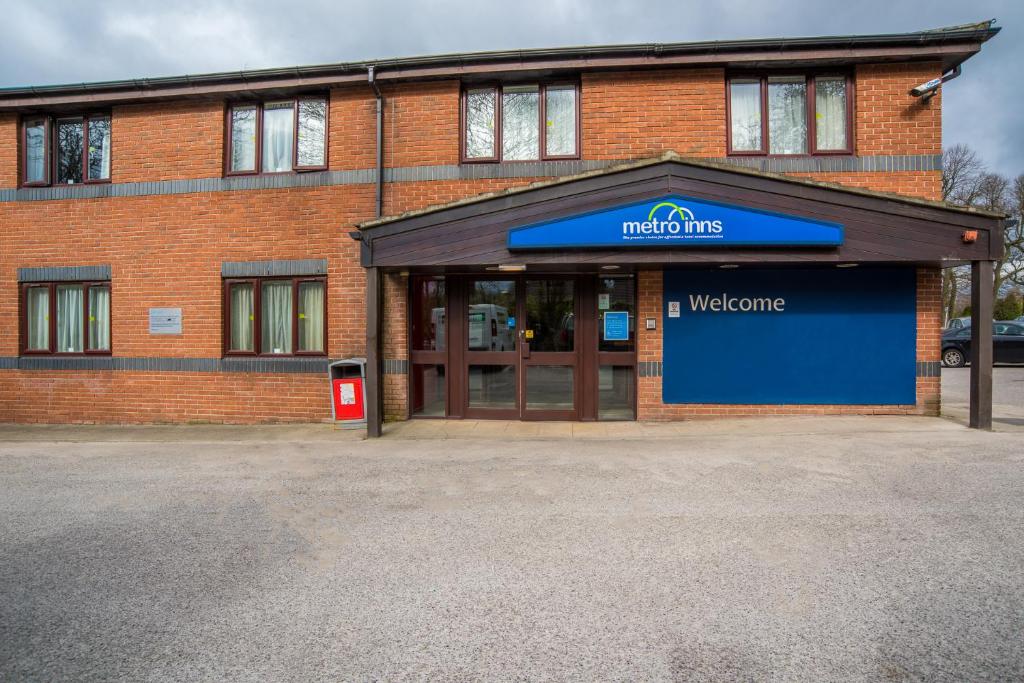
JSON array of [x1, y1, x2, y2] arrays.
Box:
[[1, 0, 1019, 177]]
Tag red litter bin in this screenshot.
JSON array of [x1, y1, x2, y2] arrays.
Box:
[[329, 358, 367, 428]]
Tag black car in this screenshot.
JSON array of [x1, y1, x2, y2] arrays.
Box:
[[941, 321, 1024, 367]]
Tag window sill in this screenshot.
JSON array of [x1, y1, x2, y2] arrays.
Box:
[[460, 156, 582, 165], [224, 167, 328, 178]]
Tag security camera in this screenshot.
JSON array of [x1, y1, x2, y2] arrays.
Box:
[[908, 65, 962, 102], [909, 77, 943, 98]]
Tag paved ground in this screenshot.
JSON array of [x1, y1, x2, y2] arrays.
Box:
[[2, 417, 1023, 681], [942, 366, 1024, 430]]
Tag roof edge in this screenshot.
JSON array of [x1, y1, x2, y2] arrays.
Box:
[[0, 21, 1000, 105], [357, 151, 1008, 230]]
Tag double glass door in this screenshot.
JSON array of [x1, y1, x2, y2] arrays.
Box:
[[464, 277, 578, 420]]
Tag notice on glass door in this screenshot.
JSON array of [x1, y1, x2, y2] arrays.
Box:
[[603, 311, 629, 341]]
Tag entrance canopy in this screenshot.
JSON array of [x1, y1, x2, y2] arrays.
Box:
[[357, 153, 1004, 269]]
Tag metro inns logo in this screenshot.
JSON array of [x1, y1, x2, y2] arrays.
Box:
[[622, 201, 723, 240]]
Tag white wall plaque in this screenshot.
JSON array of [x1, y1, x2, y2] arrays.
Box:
[[149, 308, 182, 335]]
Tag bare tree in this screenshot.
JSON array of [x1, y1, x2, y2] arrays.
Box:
[[940, 144, 985, 322], [942, 143, 985, 203], [1002, 175, 1024, 291]]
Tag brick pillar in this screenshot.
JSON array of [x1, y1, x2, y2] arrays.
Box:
[[916, 267, 942, 416], [382, 272, 409, 421], [636, 268, 663, 420]]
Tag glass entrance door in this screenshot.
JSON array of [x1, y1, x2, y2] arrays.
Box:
[[464, 279, 520, 419], [521, 278, 578, 419], [461, 277, 580, 420]]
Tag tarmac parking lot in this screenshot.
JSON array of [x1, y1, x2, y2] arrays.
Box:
[[2, 410, 1023, 681], [941, 365, 1024, 429]]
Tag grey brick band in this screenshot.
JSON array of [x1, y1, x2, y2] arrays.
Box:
[[916, 360, 942, 377], [638, 361, 663, 378], [0, 356, 332, 374], [221, 259, 328, 277], [0, 155, 942, 203], [18, 265, 112, 282], [382, 359, 408, 374]]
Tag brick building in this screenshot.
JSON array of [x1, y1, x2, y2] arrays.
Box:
[[0, 22, 1006, 432]]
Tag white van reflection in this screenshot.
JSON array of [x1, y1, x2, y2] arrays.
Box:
[[466, 304, 514, 351]]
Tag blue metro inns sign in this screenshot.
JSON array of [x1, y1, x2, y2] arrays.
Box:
[[506, 195, 843, 249]]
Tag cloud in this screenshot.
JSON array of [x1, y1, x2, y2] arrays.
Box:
[[0, 0, 1019, 176]]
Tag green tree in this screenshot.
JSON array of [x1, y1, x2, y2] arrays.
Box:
[[993, 292, 1023, 321]]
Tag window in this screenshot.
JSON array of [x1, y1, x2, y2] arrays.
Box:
[[462, 83, 579, 162], [727, 74, 852, 155], [21, 114, 111, 186], [21, 282, 111, 355], [226, 97, 328, 175], [223, 277, 326, 355]]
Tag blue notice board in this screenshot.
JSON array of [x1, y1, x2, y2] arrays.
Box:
[[603, 311, 630, 341], [662, 267, 916, 405]]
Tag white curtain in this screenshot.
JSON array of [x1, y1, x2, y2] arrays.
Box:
[[231, 107, 257, 172], [544, 86, 577, 156], [262, 103, 294, 173], [56, 285, 83, 353], [465, 89, 495, 159], [768, 77, 807, 154], [88, 286, 110, 351], [261, 281, 292, 354], [729, 80, 762, 151], [25, 123, 46, 183], [298, 281, 324, 352], [230, 284, 254, 351], [815, 77, 847, 150], [26, 287, 49, 350], [502, 85, 539, 160]]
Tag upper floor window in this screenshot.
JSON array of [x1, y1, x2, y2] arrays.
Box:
[[727, 74, 851, 156], [22, 281, 111, 355], [462, 83, 579, 162], [21, 114, 111, 186], [226, 96, 328, 175]]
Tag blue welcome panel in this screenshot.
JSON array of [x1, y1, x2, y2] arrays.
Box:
[[507, 194, 843, 249], [663, 267, 917, 405]]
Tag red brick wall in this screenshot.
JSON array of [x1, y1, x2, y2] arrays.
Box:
[[112, 101, 224, 182], [637, 266, 942, 419], [0, 62, 952, 424], [855, 63, 942, 156], [0, 113, 18, 189], [0, 371, 329, 424], [583, 69, 727, 159], [382, 272, 409, 421]]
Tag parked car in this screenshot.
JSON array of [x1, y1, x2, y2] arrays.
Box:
[[946, 316, 971, 331], [941, 321, 1024, 367]]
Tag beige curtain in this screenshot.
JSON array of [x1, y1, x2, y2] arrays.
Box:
[[88, 285, 110, 351], [56, 284, 83, 353], [545, 85, 576, 156], [815, 77, 847, 150], [230, 283, 254, 351], [729, 80, 762, 151], [26, 287, 49, 350], [261, 281, 292, 354], [298, 281, 325, 352], [262, 102, 294, 173]]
